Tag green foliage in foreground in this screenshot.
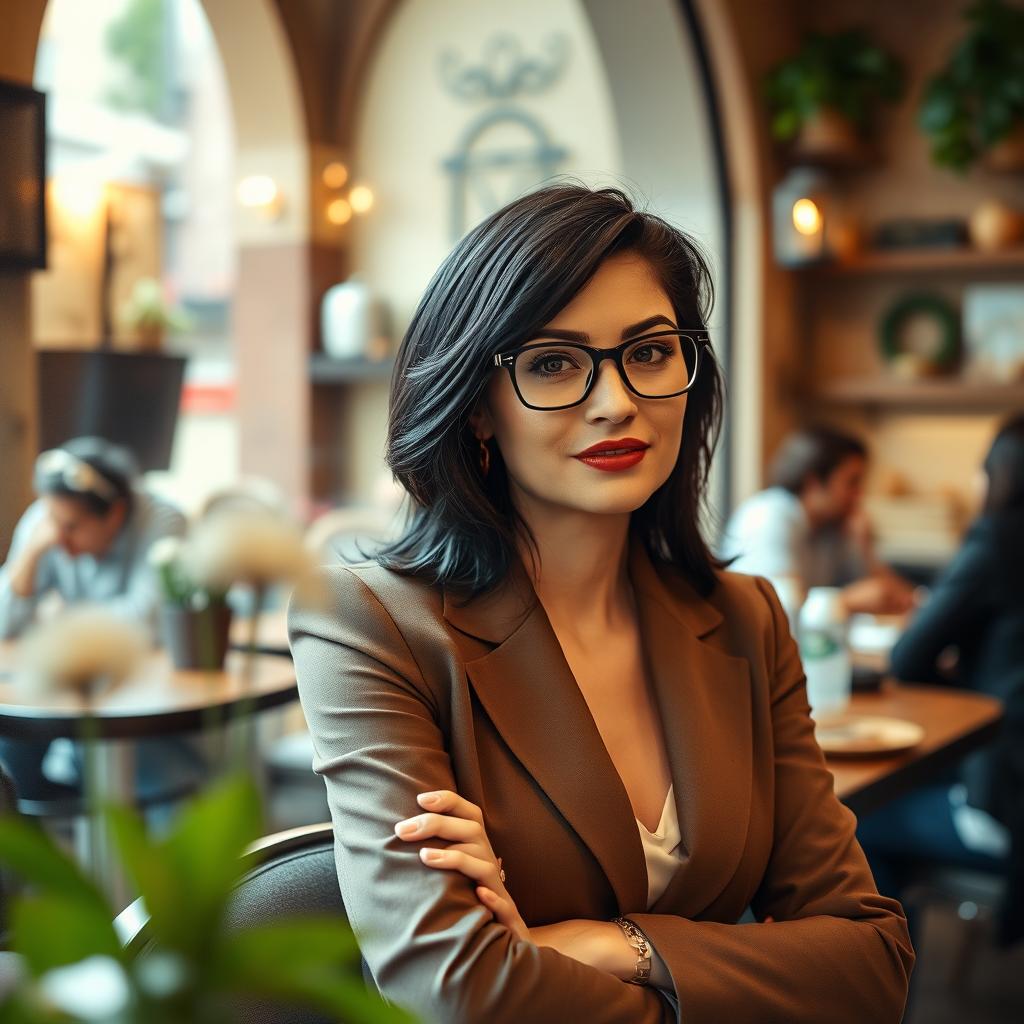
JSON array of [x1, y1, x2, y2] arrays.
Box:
[[0, 775, 416, 1024]]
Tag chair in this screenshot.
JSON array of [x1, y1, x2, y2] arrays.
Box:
[[904, 863, 1009, 993], [116, 822, 374, 1024]]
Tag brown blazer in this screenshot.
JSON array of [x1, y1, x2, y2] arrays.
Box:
[[287, 534, 914, 1024]]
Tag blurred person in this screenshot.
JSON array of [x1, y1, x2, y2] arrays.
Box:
[[0, 437, 198, 807], [719, 426, 916, 616], [289, 184, 913, 1022], [0, 436, 185, 639], [857, 414, 1024, 950]]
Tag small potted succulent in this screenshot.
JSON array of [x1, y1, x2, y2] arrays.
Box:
[[764, 28, 905, 166], [119, 277, 191, 351], [919, 0, 1024, 173]]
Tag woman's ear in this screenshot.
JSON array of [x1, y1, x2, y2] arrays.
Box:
[[468, 401, 494, 441]]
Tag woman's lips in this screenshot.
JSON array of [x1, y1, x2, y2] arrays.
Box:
[[573, 448, 649, 472]]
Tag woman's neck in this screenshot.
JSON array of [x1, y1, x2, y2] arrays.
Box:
[[513, 491, 635, 637]]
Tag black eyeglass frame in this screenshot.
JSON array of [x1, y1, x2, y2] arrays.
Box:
[[491, 329, 707, 411]]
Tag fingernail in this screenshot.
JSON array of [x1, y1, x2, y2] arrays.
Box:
[[421, 848, 442, 862], [419, 793, 440, 805], [395, 820, 418, 836]]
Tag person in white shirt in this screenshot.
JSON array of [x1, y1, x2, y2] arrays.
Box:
[[0, 437, 199, 806], [719, 426, 916, 616]]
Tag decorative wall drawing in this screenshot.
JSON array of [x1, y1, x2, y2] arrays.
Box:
[[440, 34, 571, 239]]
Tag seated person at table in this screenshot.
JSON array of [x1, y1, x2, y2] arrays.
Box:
[[289, 185, 913, 1023], [857, 414, 1024, 949], [0, 437, 197, 805], [719, 426, 915, 615]]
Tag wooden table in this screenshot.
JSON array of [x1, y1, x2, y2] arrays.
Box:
[[0, 640, 297, 905], [828, 680, 1003, 816], [0, 643, 297, 741]]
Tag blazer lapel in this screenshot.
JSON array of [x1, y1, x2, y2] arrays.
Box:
[[628, 541, 753, 916], [450, 567, 650, 913], [443, 537, 752, 916]]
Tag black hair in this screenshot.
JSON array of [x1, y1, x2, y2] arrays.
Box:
[[768, 427, 868, 496], [375, 182, 727, 600], [34, 436, 138, 518], [983, 413, 1024, 514]]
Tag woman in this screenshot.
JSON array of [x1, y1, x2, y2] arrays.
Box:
[[288, 185, 913, 1023], [857, 414, 1024, 949]]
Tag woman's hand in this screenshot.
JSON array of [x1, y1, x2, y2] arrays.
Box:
[[395, 789, 531, 942]]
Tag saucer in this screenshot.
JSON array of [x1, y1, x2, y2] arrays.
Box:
[[814, 713, 925, 757]]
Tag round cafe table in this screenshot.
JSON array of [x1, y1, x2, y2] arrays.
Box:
[[0, 641, 298, 906]]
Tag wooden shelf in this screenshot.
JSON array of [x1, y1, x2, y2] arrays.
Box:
[[310, 354, 395, 383], [813, 376, 1024, 411], [806, 246, 1024, 276]]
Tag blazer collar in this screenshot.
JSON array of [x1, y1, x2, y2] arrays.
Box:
[[443, 535, 750, 917]]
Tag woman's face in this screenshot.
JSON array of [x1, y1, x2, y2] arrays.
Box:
[[471, 252, 688, 519]]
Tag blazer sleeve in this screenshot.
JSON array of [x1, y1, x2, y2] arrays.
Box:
[[287, 566, 674, 1024], [624, 574, 915, 1024], [888, 526, 992, 685]]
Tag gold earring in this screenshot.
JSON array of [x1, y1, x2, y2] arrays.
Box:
[[478, 438, 491, 477]]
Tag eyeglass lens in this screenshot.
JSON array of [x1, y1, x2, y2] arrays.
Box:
[[512, 334, 698, 408]]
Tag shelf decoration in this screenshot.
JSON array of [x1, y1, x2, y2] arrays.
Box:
[[320, 275, 393, 363], [963, 283, 1024, 383], [919, 0, 1024, 173], [763, 29, 905, 168], [879, 293, 960, 378], [771, 166, 837, 266]]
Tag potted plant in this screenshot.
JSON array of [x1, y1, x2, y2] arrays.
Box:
[[119, 277, 191, 351], [764, 28, 905, 166], [149, 537, 234, 672], [919, 0, 1024, 173]]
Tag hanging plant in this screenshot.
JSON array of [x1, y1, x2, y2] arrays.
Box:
[[919, 0, 1024, 173], [764, 29, 905, 162]]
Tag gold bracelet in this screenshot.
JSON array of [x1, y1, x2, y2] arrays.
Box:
[[611, 916, 652, 985]]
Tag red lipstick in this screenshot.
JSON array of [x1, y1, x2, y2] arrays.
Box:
[[573, 437, 650, 473]]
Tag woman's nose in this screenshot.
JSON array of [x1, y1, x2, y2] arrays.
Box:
[[584, 360, 637, 423]]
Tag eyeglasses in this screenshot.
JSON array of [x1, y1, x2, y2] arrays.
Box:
[[35, 449, 118, 502], [492, 330, 705, 411]]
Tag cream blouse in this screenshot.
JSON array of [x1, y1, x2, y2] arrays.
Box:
[[636, 784, 684, 909]]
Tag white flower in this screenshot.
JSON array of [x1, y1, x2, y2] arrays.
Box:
[[182, 508, 316, 592], [15, 606, 149, 700], [147, 535, 183, 569], [38, 955, 131, 1020]]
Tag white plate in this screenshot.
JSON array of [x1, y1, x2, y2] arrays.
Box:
[[815, 714, 925, 757]]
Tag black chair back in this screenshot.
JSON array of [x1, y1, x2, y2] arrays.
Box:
[[118, 822, 376, 1024]]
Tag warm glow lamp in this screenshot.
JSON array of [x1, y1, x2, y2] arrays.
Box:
[[772, 167, 833, 267]]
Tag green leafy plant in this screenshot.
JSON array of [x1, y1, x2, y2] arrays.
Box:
[[0, 776, 414, 1024], [764, 28, 905, 141], [918, 0, 1024, 172]]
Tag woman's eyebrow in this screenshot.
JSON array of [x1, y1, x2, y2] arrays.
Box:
[[526, 314, 679, 343]]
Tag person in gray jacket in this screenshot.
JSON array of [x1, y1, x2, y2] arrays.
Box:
[[0, 437, 199, 806]]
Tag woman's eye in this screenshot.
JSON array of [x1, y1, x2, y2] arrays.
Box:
[[629, 343, 673, 365], [526, 351, 580, 375]]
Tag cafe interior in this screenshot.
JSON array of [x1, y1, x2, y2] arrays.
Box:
[[1, 0, 1023, 1020]]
